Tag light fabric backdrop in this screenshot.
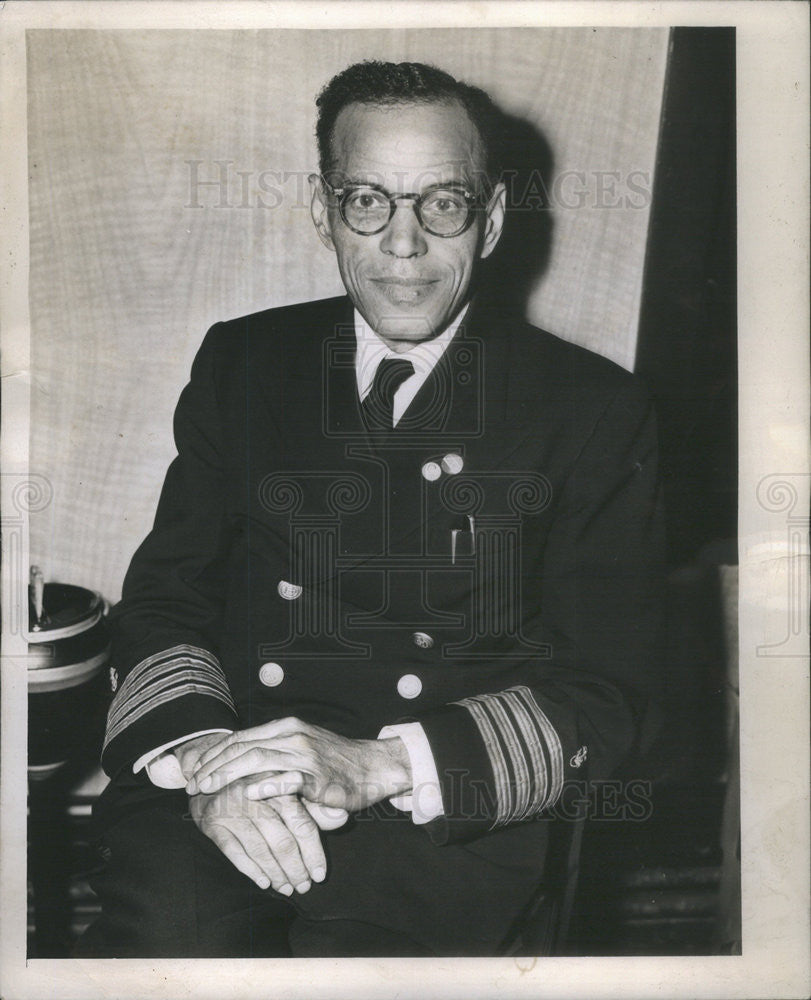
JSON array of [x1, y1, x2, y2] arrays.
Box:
[[27, 28, 669, 602]]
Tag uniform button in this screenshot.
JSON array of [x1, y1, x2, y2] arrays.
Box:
[[277, 580, 302, 600], [259, 662, 285, 687], [397, 673, 422, 699], [441, 453, 464, 475], [412, 631, 434, 649], [421, 461, 442, 482]]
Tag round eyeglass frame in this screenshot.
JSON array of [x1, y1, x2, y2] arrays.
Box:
[[320, 179, 485, 238]]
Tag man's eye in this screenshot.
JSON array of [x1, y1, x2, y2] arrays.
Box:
[[424, 192, 466, 213], [348, 191, 384, 211]]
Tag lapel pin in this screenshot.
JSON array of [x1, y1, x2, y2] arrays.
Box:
[[441, 453, 464, 475], [277, 580, 303, 600]]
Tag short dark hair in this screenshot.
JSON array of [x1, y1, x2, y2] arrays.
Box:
[[315, 60, 504, 189]]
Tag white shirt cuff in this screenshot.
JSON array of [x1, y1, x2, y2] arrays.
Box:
[[378, 722, 444, 824], [134, 729, 232, 789]]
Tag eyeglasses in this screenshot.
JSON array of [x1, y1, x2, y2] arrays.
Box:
[[319, 179, 484, 238]]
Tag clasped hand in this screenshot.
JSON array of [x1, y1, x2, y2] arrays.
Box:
[[187, 717, 412, 813], [179, 720, 412, 893]]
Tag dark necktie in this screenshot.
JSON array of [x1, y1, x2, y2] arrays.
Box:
[[361, 357, 415, 431]]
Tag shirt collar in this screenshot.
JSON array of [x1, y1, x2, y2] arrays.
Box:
[[354, 303, 470, 399]]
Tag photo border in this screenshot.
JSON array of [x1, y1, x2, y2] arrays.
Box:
[[1, 3, 808, 998]]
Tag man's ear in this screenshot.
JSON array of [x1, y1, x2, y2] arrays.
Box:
[[479, 181, 506, 260], [309, 174, 335, 251]]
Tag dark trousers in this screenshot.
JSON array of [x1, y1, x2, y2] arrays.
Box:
[[77, 776, 553, 957], [77, 780, 436, 957]]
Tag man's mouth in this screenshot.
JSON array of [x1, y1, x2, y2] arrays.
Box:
[[369, 277, 439, 304], [370, 277, 438, 286]]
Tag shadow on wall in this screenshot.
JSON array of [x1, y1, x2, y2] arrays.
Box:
[[484, 109, 555, 316]]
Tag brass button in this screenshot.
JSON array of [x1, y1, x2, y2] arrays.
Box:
[[441, 453, 464, 475], [413, 631, 434, 649], [397, 674, 422, 699], [421, 461, 442, 482], [277, 580, 302, 600], [259, 662, 285, 687]]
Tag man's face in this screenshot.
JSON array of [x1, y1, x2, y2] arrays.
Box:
[[310, 100, 505, 351]]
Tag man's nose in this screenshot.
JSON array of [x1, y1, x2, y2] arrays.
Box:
[[379, 200, 428, 258]]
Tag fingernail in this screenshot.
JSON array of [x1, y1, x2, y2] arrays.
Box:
[[295, 880, 311, 894], [186, 780, 197, 794], [256, 875, 270, 890], [278, 883, 294, 896], [312, 867, 326, 882], [198, 777, 212, 792]]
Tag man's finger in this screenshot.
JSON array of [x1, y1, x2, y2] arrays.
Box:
[[192, 732, 262, 773], [188, 745, 300, 794], [243, 716, 309, 741], [243, 776, 351, 830], [175, 732, 231, 781], [267, 795, 327, 882], [229, 816, 299, 897], [193, 718, 308, 771], [243, 770, 305, 800], [250, 806, 313, 893], [205, 822, 275, 892]]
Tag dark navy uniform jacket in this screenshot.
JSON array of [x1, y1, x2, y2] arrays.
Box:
[[100, 293, 664, 952]]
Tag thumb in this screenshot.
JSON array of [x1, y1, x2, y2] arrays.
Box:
[[302, 799, 349, 830]]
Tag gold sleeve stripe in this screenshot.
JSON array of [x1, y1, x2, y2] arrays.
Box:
[[108, 657, 231, 727], [452, 685, 565, 826], [106, 668, 228, 737], [483, 695, 532, 821], [514, 686, 564, 809], [497, 692, 547, 822], [103, 644, 236, 749], [456, 697, 512, 826]]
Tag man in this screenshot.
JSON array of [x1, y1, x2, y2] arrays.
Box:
[[81, 60, 663, 957]]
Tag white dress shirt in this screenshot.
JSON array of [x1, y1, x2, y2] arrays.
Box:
[[354, 304, 467, 425], [136, 303, 472, 824]]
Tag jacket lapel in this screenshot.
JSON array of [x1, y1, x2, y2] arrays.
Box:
[[269, 292, 524, 580]]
